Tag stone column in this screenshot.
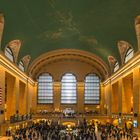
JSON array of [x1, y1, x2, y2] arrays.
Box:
[[77, 82, 84, 113], [0, 66, 5, 123], [100, 84, 105, 114], [26, 81, 36, 114], [26, 81, 29, 114], [6, 74, 16, 120], [133, 68, 140, 136], [15, 78, 19, 113], [133, 68, 140, 114], [118, 79, 123, 114], [19, 82, 27, 114], [104, 82, 111, 115], [53, 82, 61, 111]]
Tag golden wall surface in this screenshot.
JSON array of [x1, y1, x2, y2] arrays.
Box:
[[0, 53, 35, 123], [0, 49, 140, 132], [103, 52, 140, 130]]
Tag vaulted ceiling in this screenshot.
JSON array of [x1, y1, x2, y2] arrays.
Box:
[[0, 0, 140, 65]]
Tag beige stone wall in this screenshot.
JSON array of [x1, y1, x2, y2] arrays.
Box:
[[111, 82, 119, 113], [118, 79, 123, 114], [122, 76, 133, 114], [103, 53, 140, 131], [0, 55, 35, 123], [77, 82, 84, 113], [100, 84, 105, 114], [104, 84, 111, 115], [1, 47, 140, 130], [133, 68, 140, 114], [19, 81, 26, 114], [0, 66, 5, 123], [35, 59, 101, 81], [2, 71, 35, 120], [104, 74, 134, 114], [32, 59, 104, 113], [5, 72, 16, 120], [27, 83, 36, 114], [53, 82, 61, 111], [29, 49, 109, 81]]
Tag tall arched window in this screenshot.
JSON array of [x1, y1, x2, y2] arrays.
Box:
[[124, 48, 134, 63], [19, 60, 25, 72], [114, 61, 119, 72], [38, 73, 53, 104], [84, 74, 100, 104], [5, 47, 14, 62], [61, 73, 77, 104]]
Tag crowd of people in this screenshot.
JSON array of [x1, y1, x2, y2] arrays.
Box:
[[98, 122, 138, 140], [6, 119, 138, 140]]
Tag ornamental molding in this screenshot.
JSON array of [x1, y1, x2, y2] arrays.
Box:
[[28, 49, 110, 80], [0, 13, 4, 48], [108, 56, 117, 73], [21, 55, 31, 71], [5, 40, 21, 63], [117, 40, 133, 64]]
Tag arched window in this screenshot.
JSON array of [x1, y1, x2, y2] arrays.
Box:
[[124, 48, 134, 63], [37, 73, 53, 104], [61, 73, 77, 104], [5, 47, 14, 62], [19, 61, 25, 72], [114, 61, 119, 72], [84, 74, 100, 104]]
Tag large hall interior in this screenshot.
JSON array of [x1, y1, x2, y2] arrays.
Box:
[[0, 0, 140, 139]]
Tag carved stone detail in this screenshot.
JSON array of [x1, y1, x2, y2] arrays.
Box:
[[0, 13, 4, 47], [6, 40, 21, 63], [22, 55, 31, 71], [135, 15, 140, 50], [28, 49, 110, 80], [108, 55, 117, 73], [117, 40, 132, 64]]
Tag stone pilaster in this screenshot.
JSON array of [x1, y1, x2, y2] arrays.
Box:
[[118, 79, 123, 114], [100, 84, 105, 114], [15, 78, 19, 113], [133, 68, 140, 114], [0, 66, 5, 123], [29, 82, 37, 114], [104, 82, 111, 115], [53, 82, 61, 111], [77, 82, 84, 113]]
